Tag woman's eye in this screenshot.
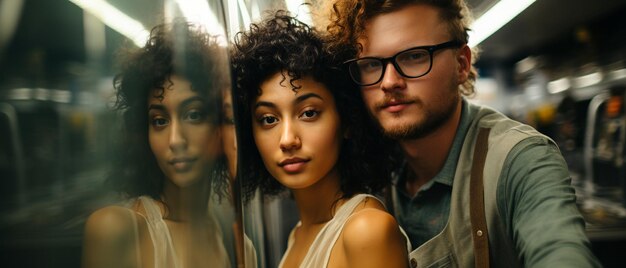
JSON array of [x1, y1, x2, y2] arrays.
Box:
[[300, 110, 319, 120], [260, 115, 278, 126], [184, 109, 205, 122], [151, 117, 169, 127]]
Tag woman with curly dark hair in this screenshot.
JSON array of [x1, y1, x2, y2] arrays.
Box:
[[82, 20, 233, 268], [231, 11, 410, 268]]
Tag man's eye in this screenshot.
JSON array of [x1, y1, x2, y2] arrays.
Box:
[[358, 60, 382, 72], [399, 50, 428, 63]]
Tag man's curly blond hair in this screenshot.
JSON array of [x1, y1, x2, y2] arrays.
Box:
[[319, 0, 479, 95]]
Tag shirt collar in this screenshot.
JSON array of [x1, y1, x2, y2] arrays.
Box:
[[394, 98, 475, 190]]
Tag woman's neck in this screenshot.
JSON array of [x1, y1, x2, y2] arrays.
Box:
[[161, 179, 211, 222], [291, 168, 344, 226]]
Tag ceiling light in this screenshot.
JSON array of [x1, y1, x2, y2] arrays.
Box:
[[225, 0, 251, 40], [68, 0, 149, 47], [469, 0, 537, 47], [174, 0, 227, 45], [573, 72, 603, 88], [515, 56, 538, 74], [609, 68, 626, 81], [547, 77, 571, 94]]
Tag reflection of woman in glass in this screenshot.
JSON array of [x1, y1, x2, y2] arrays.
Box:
[[82, 21, 231, 268], [232, 12, 410, 268]]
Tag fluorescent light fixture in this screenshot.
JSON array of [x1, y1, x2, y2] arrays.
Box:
[[34, 88, 50, 101], [174, 0, 227, 45], [51, 89, 72, 103], [515, 56, 538, 74], [286, 0, 313, 26], [225, 0, 253, 41], [227, 0, 241, 40], [573, 72, 603, 88], [609, 68, 626, 81], [547, 77, 571, 94], [68, 0, 149, 47], [469, 0, 537, 47], [7, 88, 32, 100], [238, 0, 251, 27]]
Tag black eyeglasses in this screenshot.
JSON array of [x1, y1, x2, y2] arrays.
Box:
[[344, 40, 464, 86]]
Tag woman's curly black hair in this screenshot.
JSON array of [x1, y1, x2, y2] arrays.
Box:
[[108, 20, 230, 200], [231, 11, 393, 202]]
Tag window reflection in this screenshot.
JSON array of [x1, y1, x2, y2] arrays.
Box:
[[0, 1, 243, 267]]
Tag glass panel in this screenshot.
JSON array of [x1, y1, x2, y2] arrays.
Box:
[[0, 1, 241, 267]]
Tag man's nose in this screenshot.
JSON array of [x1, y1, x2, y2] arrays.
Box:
[[380, 62, 407, 92]]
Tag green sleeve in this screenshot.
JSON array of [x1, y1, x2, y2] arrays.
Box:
[[497, 137, 601, 267]]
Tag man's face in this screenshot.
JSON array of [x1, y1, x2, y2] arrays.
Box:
[[358, 4, 470, 140]]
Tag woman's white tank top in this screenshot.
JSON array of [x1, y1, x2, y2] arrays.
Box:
[[130, 196, 231, 268], [278, 194, 411, 268]]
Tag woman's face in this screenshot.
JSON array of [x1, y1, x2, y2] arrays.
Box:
[[148, 75, 220, 188], [252, 72, 343, 190], [221, 88, 237, 179]]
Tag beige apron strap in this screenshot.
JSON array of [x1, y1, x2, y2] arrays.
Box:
[[470, 127, 491, 268]]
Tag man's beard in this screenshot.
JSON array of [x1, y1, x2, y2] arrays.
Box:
[[380, 93, 459, 140]]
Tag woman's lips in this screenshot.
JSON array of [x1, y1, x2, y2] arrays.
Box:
[[279, 158, 309, 173], [170, 157, 197, 172]]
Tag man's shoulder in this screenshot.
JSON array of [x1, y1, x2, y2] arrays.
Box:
[[468, 105, 551, 147]]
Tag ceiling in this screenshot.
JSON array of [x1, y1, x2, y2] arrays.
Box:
[[475, 0, 626, 65], [1, 0, 626, 90]]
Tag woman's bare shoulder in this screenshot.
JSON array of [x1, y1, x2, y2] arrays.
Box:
[[84, 205, 137, 240], [343, 207, 399, 244], [340, 206, 408, 267], [83, 205, 142, 268]]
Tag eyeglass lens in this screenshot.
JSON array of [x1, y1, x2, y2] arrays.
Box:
[[348, 48, 432, 86]]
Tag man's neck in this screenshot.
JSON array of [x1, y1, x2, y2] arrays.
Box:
[[399, 100, 462, 196]]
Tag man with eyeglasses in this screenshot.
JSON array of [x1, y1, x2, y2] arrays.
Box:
[[326, 0, 599, 267]]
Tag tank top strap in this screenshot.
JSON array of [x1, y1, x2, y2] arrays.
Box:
[[298, 194, 379, 268], [332, 194, 379, 222], [138, 196, 164, 223], [137, 196, 180, 268], [122, 207, 143, 268]]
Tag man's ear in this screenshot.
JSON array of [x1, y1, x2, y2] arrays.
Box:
[[456, 45, 472, 82]]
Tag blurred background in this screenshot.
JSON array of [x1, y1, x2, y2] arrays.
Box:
[[1, 0, 626, 267]]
